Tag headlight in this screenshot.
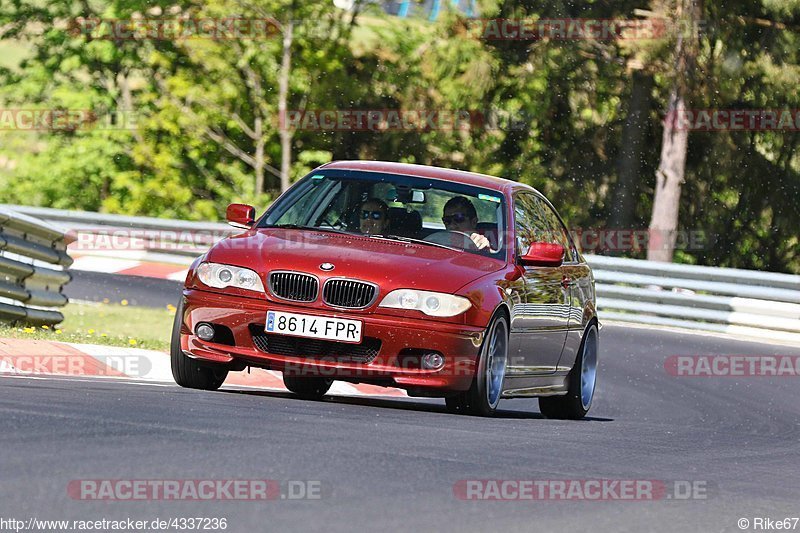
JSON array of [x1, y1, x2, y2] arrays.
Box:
[[196, 262, 265, 293], [378, 289, 472, 317]]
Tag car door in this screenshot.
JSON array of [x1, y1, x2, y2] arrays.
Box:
[[506, 192, 571, 374], [535, 197, 588, 373]]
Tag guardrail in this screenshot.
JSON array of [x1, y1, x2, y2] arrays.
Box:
[[590, 254, 800, 344], [4, 204, 799, 343], [0, 204, 234, 263], [1, 205, 232, 233], [0, 208, 73, 326]]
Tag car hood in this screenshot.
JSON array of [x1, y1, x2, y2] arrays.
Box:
[[204, 228, 505, 294]]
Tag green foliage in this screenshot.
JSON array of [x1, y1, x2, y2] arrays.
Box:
[[0, 0, 797, 271]]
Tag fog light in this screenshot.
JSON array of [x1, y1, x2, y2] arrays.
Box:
[[421, 352, 445, 370], [196, 323, 215, 341]]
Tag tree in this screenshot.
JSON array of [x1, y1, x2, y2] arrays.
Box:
[[609, 68, 653, 231], [647, 0, 700, 262], [1, 0, 798, 271]]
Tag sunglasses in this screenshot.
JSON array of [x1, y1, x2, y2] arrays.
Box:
[[361, 210, 385, 220], [442, 213, 469, 225]]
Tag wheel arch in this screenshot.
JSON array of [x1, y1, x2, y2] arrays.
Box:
[[585, 314, 599, 334], [581, 299, 599, 331], [492, 302, 511, 323]]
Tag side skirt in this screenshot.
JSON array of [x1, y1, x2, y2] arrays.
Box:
[[501, 372, 570, 398]]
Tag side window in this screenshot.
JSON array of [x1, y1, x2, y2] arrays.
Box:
[[514, 194, 543, 256], [514, 193, 573, 262], [538, 200, 574, 262]]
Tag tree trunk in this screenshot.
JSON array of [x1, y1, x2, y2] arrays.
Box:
[[648, 89, 689, 262], [254, 116, 264, 196], [117, 72, 132, 110], [278, 19, 294, 193], [646, 0, 697, 262], [609, 70, 652, 231]]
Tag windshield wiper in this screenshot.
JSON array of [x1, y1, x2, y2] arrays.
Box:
[[268, 224, 349, 235], [267, 227, 462, 251], [368, 234, 462, 252]]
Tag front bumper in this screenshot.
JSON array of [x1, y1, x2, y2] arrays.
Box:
[[180, 289, 485, 393]]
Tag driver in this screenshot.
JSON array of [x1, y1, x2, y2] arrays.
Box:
[[442, 196, 491, 250], [359, 198, 390, 235]]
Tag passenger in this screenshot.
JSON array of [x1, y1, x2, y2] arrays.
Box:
[[442, 196, 491, 250], [359, 198, 390, 235]]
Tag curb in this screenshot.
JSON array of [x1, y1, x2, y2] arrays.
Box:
[[0, 337, 408, 398], [69, 254, 190, 281]]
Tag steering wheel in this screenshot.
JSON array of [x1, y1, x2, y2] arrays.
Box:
[[318, 216, 347, 231], [423, 230, 481, 251], [424, 230, 501, 254]]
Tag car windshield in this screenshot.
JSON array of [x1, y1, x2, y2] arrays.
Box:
[[260, 170, 506, 259]]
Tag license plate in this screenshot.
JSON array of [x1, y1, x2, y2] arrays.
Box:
[[265, 310, 363, 343]]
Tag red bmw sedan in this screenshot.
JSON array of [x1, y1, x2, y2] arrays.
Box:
[[171, 161, 599, 418]]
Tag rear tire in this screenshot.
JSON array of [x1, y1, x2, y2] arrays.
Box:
[[170, 298, 228, 390], [445, 314, 509, 417], [539, 323, 598, 420], [283, 375, 333, 400]]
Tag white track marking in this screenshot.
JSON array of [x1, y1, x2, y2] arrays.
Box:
[[69, 256, 142, 273], [1, 339, 409, 398], [65, 342, 173, 382], [167, 269, 189, 281]]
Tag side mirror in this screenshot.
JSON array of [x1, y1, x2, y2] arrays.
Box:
[[519, 242, 564, 267], [226, 203, 256, 229]]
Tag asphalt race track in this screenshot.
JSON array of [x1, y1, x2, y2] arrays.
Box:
[[65, 270, 182, 308], [4, 274, 800, 532]]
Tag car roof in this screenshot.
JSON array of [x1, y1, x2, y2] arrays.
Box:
[[319, 160, 530, 194]]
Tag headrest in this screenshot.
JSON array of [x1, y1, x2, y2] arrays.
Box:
[[389, 207, 422, 237]]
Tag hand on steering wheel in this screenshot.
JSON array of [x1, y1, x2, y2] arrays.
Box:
[[424, 230, 499, 254], [320, 216, 345, 230]]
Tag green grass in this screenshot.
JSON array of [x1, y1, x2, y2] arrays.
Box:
[[0, 302, 176, 351]]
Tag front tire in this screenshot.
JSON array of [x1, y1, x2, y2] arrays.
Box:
[[539, 323, 598, 420], [170, 298, 228, 390], [446, 314, 509, 417], [283, 375, 333, 400]]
